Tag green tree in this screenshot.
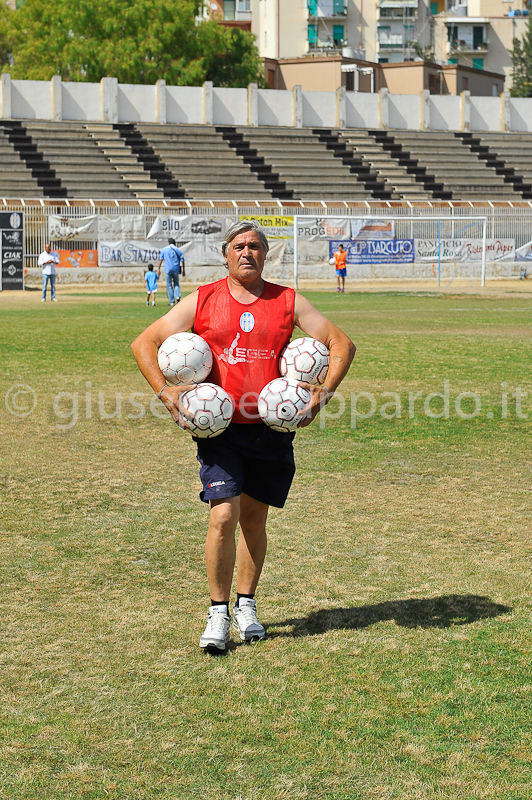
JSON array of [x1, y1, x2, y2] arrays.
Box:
[[0, 0, 14, 72], [8, 0, 265, 87], [510, 14, 532, 97]]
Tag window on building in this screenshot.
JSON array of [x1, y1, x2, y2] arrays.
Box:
[[267, 69, 275, 88], [379, 57, 389, 62], [237, 0, 250, 10], [345, 71, 355, 91], [265, 30, 268, 46], [223, 0, 235, 20], [492, 83, 498, 96], [333, 24, 344, 44], [333, 0, 345, 13], [308, 0, 318, 15], [473, 26, 484, 48], [447, 57, 457, 64], [308, 23, 319, 44], [462, 76, 469, 91], [472, 57, 484, 69], [430, 1, 438, 13]]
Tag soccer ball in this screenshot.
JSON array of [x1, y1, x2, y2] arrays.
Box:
[[181, 383, 234, 438], [329, 257, 336, 266], [258, 378, 311, 433], [279, 337, 329, 385], [157, 332, 213, 385]]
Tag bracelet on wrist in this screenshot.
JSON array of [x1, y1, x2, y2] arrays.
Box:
[[322, 386, 334, 404], [156, 384, 170, 399]]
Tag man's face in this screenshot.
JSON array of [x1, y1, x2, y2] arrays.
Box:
[[225, 231, 266, 283], [45, 244, 51, 254]]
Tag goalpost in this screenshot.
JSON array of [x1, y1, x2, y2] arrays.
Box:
[[292, 214, 489, 291]]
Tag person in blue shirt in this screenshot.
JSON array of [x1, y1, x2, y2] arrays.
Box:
[[158, 238, 186, 306], [144, 264, 159, 306]]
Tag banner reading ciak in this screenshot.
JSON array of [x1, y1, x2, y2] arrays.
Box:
[[298, 217, 351, 241], [147, 215, 228, 241]]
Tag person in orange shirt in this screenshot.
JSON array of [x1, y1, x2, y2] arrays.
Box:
[[334, 244, 347, 293]]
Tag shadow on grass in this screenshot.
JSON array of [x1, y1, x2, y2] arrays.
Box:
[[267, 594, 511, 638]]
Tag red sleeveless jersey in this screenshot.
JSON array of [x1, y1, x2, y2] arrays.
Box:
[[194, 278, 295, 423]]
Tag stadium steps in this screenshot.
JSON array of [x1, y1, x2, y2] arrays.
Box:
[[83, 124, 164, 199], [371, 130, 517, 200], [114, 124, 186, 198], [216, 127, 295, 199], [134, 124, 273, 200], [0, 120, 65, 197], [21, 121, 137, 199], [329, 129, 431, 200], [456, 132, 532, 199], [227, 126, 380, 201]]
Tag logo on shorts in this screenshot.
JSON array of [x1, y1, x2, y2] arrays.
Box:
[[208, 481, 226, 488], [240, 312, 255, 332]]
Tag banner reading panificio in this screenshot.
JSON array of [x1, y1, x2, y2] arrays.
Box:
[[415, 239, 515, 261]]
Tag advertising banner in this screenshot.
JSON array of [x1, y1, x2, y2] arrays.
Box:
[[330, 238, 414, 264], [352, 219, 394, 239], [415, 239, 515, 262], [48, 214, 98, 241], [147, 215, 227, 241], [98, 241, 164, 267], [298, 217, 352, 241], [240, 215, 293, 239], [516, 241, 532, 261], [180, 240, 226, 266], [55, 249, 98, 268], [1, 211, 24, 291], [98, 215, 146, 240]]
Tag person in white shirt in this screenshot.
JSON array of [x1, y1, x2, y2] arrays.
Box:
[[38, 243, 59, 302]]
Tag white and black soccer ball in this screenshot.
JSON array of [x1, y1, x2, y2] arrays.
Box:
[[279, 337, 329, 385], [258, 378, 311, 433], [329, 257, 336, 266], [157, 332, 213, 385], [181, 383, 234, 438]]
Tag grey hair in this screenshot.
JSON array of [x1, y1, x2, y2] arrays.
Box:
[[222, 219, 269, 257]]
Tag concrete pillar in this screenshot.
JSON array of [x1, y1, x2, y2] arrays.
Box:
[[51, 75, 62, 121], [501, 90, 510, 132], [156, 79, 166, 125], [420, 89, 430, 131], [336, 86, 346, 129], [101, 77, 118, 124], [1, 73, 12, 119], [293, 85, 303, 128], [379, 88, 389, 130], [203, 81, 213, 125], [461, 90, 470, 133], [248, 83, 258, 126]]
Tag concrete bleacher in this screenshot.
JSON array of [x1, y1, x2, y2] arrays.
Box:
[[22, 121, 139, 199], [371, 130, 518, 200], [134, 124, 273, 200], [2, 120, 532, 201], [0, 124, 44, 197], [222, 127, 376, 201]]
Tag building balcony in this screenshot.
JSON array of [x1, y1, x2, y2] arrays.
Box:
[[447, 39, 489, 51], [308, 0, 348, 18]]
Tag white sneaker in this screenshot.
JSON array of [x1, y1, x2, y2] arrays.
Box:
[[199, 605, 231, 653], [51, 298, 57, 302], [233, 598, 265, 643], [41, 298, 45, 302]]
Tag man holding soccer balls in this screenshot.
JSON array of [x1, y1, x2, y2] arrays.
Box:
[[131, 220, 355, 654]]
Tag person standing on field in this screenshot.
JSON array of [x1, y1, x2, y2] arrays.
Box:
[[158, 238, 185, 306], [144, 264, 159, 306], [334, 243, 347, 293], [38, 243, 59, 302], [131, 220, 356, 654]]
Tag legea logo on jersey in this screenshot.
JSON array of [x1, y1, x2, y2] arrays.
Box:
[[240, 312, 255, 332]]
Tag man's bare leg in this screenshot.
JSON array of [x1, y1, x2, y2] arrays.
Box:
[[236, 493, 269, 594], [205, 496, 240, 601]]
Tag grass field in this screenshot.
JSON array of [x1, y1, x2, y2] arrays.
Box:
[[1, 286, 531, 799]]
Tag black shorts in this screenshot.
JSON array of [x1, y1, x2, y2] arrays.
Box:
[[195, 422, 296, 509]]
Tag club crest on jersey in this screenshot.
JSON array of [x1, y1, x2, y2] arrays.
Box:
[[240, 312, 255, 332], [219, 331, 275, 365]]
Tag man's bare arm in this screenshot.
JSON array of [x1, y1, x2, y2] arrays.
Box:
[[293, 293, 356, 426], [130, 290, 198, 423]]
